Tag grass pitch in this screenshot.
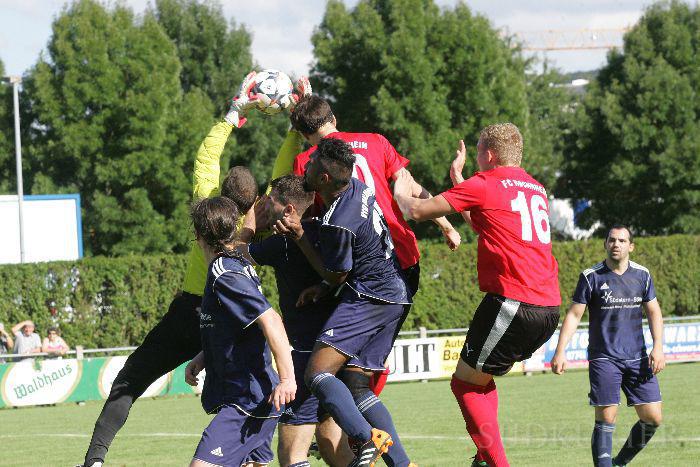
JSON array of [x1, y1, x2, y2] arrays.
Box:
[[1, 362, 698, 466]]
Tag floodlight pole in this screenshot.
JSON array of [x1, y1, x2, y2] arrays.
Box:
[[8, 76, 26, 263]]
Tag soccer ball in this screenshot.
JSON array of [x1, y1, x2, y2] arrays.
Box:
[[253, 69, 294, 115]]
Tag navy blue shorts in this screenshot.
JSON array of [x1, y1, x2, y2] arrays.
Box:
[[193, 405, 278, 466], [279, 350, 325, 425], [317, 293, 406, 372], [588, 358, 662, 407]]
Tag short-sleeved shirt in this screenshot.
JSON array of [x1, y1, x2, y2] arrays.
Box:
[[13, 332, 41, 354], [441, 166, 560, 306], [573, 260, 656, 360], [199, 255, 280, 417], [293, 131, 419, 270], [320, 178, 411, 305], [248, 219, 336, 351]]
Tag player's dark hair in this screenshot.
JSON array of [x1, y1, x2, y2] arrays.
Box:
[[607, 224, 634, 243], [221, 166, 258, 213], [290, 95, 335, 135], [270, 175, 314, 212], [316, 138, 355, 188], [190, 197, 240, 255]]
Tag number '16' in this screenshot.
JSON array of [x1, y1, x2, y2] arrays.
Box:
[[510, 191, 551, 244]]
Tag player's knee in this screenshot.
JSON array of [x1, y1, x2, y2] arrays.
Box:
[[337, 369, 371, 399], [304, 368, 334, 393], [642, 413, 662, 427]]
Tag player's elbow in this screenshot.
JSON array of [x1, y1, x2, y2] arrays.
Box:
[[408, 204, 430, 222]]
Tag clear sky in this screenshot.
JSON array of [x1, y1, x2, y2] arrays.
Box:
[[0, 0, 664, 78]]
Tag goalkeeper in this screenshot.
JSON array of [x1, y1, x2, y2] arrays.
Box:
[[80, 72, 264, 467]]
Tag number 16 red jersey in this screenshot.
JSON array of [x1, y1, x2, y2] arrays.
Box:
[[441, 166, 560, 306]]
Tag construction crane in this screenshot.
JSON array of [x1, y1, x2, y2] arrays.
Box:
[[506, 28, 630, 51]]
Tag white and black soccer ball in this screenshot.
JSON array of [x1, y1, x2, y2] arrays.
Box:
[[253, 69, 294, 115]]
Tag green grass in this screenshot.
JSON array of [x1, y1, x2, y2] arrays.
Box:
[[1, 363, 699, 466]]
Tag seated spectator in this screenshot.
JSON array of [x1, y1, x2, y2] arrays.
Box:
[[0, 322, 13, 363], [42, 327, 69, 357], [12, 320, 42, 356]]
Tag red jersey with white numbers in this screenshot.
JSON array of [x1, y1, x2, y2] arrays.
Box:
[[292, 132, 420, 269], [441, 166, 560, 306]]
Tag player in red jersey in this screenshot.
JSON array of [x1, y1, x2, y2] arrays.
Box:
[[394, 123, 561, 467], [289, 96, 461, 297], [288, 96, 458, 466]]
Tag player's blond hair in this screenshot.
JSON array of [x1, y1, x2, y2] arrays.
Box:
[[478, 123, 523, 166]]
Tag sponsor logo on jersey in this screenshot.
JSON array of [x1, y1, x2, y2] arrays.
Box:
[[463, 344, 473, 356], [325, 329, 334, 337], [601, 282, 609, 290], [211, 447, 223, 457]]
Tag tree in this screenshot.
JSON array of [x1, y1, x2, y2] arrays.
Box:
[[23, 0, 191, 255], [153, 0, 252, 106], [310, 0, 536, 193], [525, 64, 579, 191], [561, 1, 700, 234], [153, 0, 289, 188]]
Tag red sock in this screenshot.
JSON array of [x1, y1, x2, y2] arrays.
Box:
[[475, 380, 499, 463], [450, 376, 509, 467], [484, 379, 499, 416], [369, 367, 389, 396]]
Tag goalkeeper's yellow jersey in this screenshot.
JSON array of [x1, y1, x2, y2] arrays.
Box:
[[181, 122, 304, 296]]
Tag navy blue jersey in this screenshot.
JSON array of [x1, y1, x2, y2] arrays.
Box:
[[573, 260, 656, 360], [248, 219, 335, 351], [320, 178, 410, 304], [199, 255, 280, 417]]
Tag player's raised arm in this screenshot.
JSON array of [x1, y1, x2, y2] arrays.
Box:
[[644, 298, 665, 374], [449, 140, 475, 231], [256, 308, 296, 410], [393, 170, 456, 222], [391, 167, 461, 250], [192, 72, 259, 201], [550, 303, 586, 375], [268, 77, 313, 182]]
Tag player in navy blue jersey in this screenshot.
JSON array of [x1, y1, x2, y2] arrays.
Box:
[[274, 138, 413, 467], [185, 197, 296, 467], [551, 226, 665, 467], [242, 175, 354, 466]]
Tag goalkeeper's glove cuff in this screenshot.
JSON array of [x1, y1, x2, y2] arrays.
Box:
[[224, 109, 247, 128]]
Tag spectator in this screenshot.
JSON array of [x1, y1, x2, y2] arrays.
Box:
[[0, 322, 14, 363], [12, 320, 42, 356], [42, 327, 69, 357]]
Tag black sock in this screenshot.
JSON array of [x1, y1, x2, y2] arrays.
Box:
[[592, 421, 615, 467], [614, 420, 658, 465]]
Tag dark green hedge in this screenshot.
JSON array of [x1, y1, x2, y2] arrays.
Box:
[[0, 236, 697, 347]]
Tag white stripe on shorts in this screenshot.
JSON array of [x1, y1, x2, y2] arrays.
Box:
[[476, 298, 520, 372]]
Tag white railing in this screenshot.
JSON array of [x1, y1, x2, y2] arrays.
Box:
[[397, 314, 700, 337], [3, 315, 697, 362]]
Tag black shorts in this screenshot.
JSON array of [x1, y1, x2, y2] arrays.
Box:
[[460, 294, 560, 376], [116, 291, 202, 390]]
